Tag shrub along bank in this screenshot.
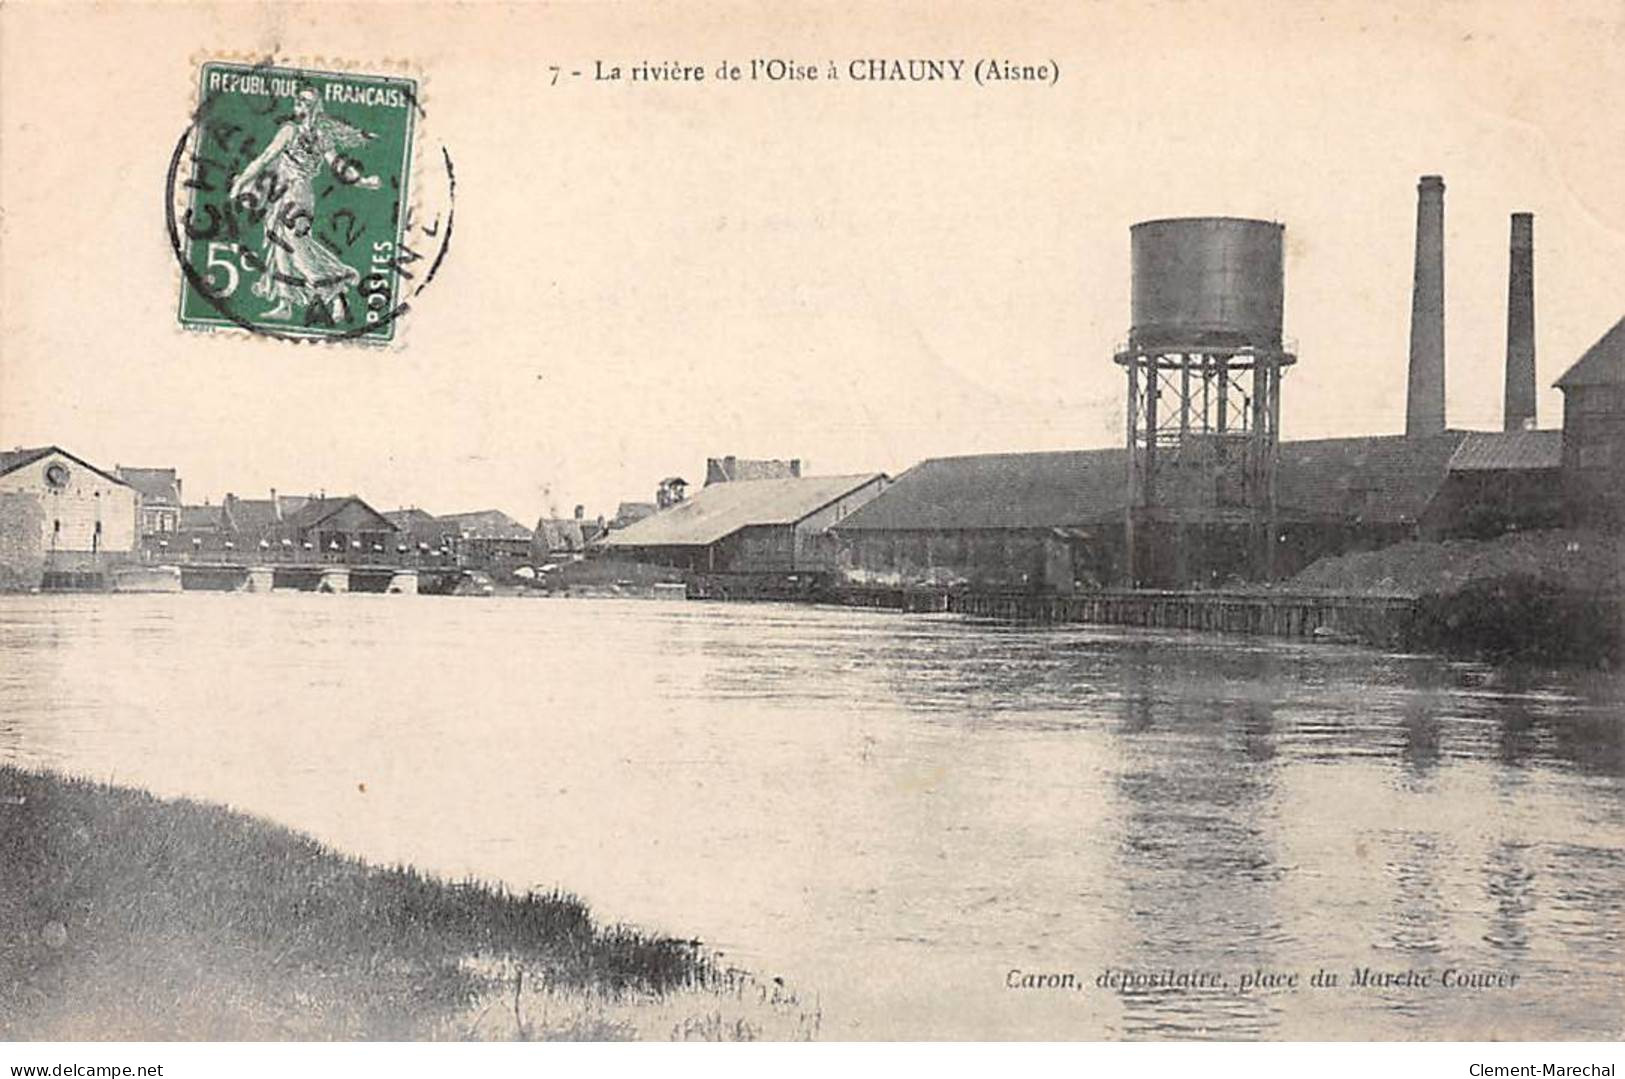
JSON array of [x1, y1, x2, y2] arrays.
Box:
[[1404, 573, 1620, 668]]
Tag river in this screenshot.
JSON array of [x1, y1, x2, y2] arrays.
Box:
[[1, 593, 1621, 1039]]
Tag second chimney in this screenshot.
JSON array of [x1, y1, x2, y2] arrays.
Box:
[[1504, 212, 1536, 431], [1406, 175, 1447, 437]]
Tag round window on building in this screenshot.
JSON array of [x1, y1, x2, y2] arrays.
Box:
[[44, 462, 70, 490]]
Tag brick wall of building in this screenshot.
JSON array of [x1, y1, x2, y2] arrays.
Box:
[[1563, 385, 1625, 529]]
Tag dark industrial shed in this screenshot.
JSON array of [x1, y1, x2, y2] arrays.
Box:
[[830, 449, 1127, 592], [832, 431, 1562, 591], [1430, 429, 1565, 537], [1272, 431, 1472, 566], [1556, 316, 1625, 529]]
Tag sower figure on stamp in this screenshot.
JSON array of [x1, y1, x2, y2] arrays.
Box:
[[229, 87, 380, 322]]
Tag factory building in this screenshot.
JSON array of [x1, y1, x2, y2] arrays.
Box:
[[834, 450, 1126, 593], [835, 432, 1480, 590], [1429, 429, 1564, 538], [834, 178, 1621, 593], [601, 472, 888, 575]]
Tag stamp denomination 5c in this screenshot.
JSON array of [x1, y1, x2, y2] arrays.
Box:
[[170, 61, 440, 343]]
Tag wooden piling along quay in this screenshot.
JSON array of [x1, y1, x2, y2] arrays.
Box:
[[946, 589, 1418, 647], [828, 584, 949, 613]]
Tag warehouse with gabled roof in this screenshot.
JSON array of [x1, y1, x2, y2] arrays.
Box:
[[600, 472, 888, 574]]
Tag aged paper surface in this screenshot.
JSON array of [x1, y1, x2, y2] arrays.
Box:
[[2, 0, 1623, 1051]]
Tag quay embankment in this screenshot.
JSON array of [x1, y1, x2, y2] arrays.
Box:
[[946, 587, 1419, 646], [836, 529, 1624, 669], [0, 765, 817, 1041]]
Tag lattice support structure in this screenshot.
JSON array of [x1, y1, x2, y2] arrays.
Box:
[[1115, 345, 1294, 587]]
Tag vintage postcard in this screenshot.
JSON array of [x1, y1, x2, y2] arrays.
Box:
[[1, 0, 1622, 1068]]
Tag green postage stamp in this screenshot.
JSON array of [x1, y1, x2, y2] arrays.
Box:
[[171, 61, 443, 343]]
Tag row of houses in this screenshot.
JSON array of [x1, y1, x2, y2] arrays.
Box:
[[159, 494, 614, 571], [0, 445, 824, 588], [0, 446, 623, 587]]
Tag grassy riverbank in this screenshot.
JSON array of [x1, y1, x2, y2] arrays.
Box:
[[0, 766, 816, 1040]]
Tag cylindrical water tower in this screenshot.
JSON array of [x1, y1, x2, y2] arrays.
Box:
[[1114, 217, 1295, 586]]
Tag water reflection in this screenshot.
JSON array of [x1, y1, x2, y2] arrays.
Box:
[[1482, 842, 1534, 953], [1495, 699, 1540, 773], [1399, 698, 1443, 778], [1379, 831, 1449, 955], [1109, 653, 1286, 1038], [0, 596, 1621, 1039]]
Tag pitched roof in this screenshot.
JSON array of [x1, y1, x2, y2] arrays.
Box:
[[436, 509, 533, 540], [0, 445, 129, 487], [609, 502, 657, 528], [1275, 432, 1465, 524], [117, 467, 181, 506], [0, 447, 52, 476], [1556, 316, 1625, 388], [837, 434, 1466, 532], [222, 496, 280, 538], [384, 508, 439, 529], [602, 474, 885, 548], [836, 449, 1128, 531], [282, 496, 398, 533], [1447, 429, 1563, 472], [180, 504, 225, 531]]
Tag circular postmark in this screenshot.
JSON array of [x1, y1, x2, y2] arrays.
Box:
[[165, 58, 454, 344]]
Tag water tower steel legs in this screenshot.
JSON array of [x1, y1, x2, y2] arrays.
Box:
[[1119, 347, 1292, 588]]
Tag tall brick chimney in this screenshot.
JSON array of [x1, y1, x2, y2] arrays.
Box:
[[1406, 175, 1447, 437], [1503, 212, 1537, 431]]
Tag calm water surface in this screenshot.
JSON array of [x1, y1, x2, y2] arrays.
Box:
[[2, 593, 1622, 1039]]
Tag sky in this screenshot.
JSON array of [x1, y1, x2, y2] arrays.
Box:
[[3, 1, 1624, 524]]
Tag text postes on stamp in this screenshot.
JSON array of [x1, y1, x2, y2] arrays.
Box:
[[171, 61, 441, 343]]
